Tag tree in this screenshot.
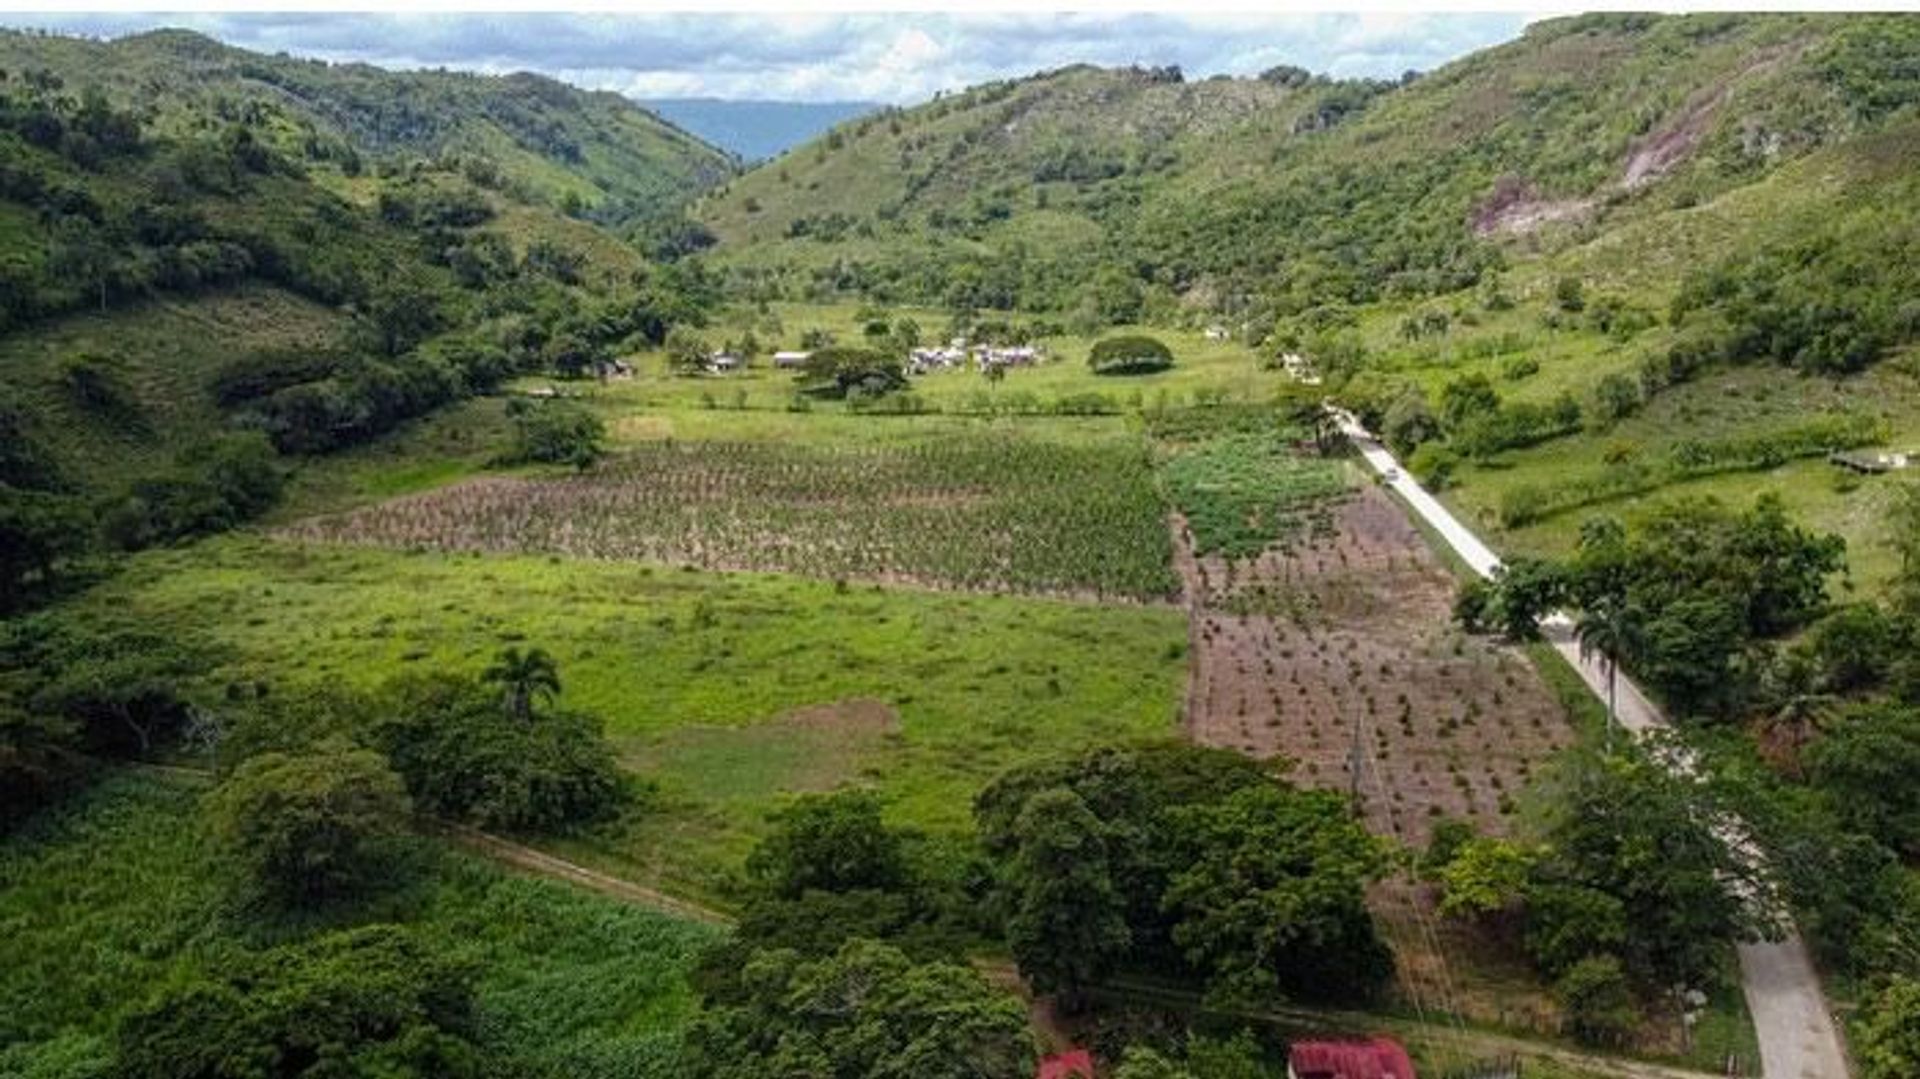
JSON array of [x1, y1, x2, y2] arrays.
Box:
[[1439, 373, 1500, 429], [747, 789, 909, 898], [1162, 783, 1391, 1004], [1536, 751, 1764, 984], [0, 485, 91, 611], [1437, 837, 1534, 920], [1861, 976, 1920, 1079], [1555, 955, 1639, 1047], [796, 346, 906, 399], [0, 703, 84, 830], [665, 325, 712, 376], [1806, 705, 1920, 857], [481, 645, 560, 722], [1574, 597, 1643, 748], [502, 398, 604, 469], [681, 939, 1034, 1079], [1087, 334, 1174, 375], [1592, 372, 1642, 426], [205, 742, 410, 905], [116, 925, 481, 1079], [374, 671, 627, 831], [1554, 275, 1586, 313], [1380, 388, 1440, 455], [1002, 788, 1131, 1006], [357, 270, 444, 357]]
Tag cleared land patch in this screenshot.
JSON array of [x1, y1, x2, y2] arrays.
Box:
[[280, 427, 1179, 601]]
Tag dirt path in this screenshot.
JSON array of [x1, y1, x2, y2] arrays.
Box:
[[426, 821, 735, 926], [1331, 409, 1852, 1079], [128, 762, 734, 926]]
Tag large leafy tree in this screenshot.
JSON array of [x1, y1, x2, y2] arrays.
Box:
[[1001, 787, 1131, 1006], [1861, 977, 1920, 1079], [1806, 704, 1920, 857], [116, 925, 482, 1079], [1162, 784, 1391, 1004], [205, 741, 410, 905], [747, 789, 909, 899], [681, 939, 1034, 1079], [1535, 750, 1767, 985], [374, 671, 626, 832]]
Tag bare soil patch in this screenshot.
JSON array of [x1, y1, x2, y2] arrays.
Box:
[[1178, 482, 1580, 1030], [1179, 485, 1573, 845]]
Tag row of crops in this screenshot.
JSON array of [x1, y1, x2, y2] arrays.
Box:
[[282, 430, 1182, 600], [1161, 432, 1352, 558]]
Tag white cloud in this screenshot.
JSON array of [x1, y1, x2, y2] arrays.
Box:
[[0, 12, 1533, 104]]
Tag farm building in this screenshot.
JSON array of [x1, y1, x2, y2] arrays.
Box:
[[1830, 449, 1913, 474], [1205, 325, 1231, 340], [772, 350, 813, 369], [705, 351, 743, 374], [976, 344, 1042, 369], [907, 346, 968, 373], [1287, 1038, 1416, 1079], [1035, 1049, 1095, 1079]]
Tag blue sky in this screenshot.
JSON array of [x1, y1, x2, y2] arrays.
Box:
[[5, 12, 1534, 104]]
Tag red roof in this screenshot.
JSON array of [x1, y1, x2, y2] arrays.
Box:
[[1288, 1038, 1416, 1079], [1037, 1049, 1096, 1079]]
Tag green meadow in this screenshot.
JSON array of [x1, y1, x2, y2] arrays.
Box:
[[74, 536, 1188, 900]]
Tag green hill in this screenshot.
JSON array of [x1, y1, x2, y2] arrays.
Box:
[[698, 14, 1919, 323], [0, 29, 725, 606], [0, 27, 735, 226]]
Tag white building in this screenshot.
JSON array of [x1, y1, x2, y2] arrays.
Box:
[[772, 350, 812, 369]]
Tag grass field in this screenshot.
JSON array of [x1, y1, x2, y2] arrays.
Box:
[[69, 537, 1188, 899], [548, 301, 1287, 415], [0, 769, 720, 1079]]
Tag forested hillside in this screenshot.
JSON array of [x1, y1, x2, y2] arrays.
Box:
[[0, 28, 727, 610], [0, 29, 735, 226], [699, 13, 1920, 327]]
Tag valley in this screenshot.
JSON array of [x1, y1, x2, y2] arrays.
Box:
[[4, 12, 1920, 1079]]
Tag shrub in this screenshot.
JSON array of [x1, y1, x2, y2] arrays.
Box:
[[1088, 334, 1174, 375], [1555, 955, 1639, 1046]]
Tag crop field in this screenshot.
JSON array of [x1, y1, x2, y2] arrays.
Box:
[[1178, 483, 1574, 844], [281, 423, 1180, 600], [71, 538, 1189, 898], [0, 770, 720, 1079]]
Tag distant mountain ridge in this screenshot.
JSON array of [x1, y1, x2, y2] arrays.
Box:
[[644, 97, 882, 162]]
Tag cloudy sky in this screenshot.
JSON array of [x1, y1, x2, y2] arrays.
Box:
[[5, 12, 1536, 104]]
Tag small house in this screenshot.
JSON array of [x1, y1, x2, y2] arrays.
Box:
[[1204, 325, 1230, 341], [1287, 1038, 1415, 1079], [772, 350, 812, 369], [706, 351, 743, 374]]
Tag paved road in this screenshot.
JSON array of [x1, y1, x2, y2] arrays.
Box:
[[1330, 410, 1851, 1079]]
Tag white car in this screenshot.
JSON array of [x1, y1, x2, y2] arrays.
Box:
[[1383, 468, 1401, 482]]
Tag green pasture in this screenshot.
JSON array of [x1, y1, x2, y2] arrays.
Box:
[[71, 538, 1189, 899]]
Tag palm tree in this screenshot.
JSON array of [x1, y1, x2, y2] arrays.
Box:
[[482, 646, 561, 722], [1574, 599, 1641, 751], [1757, 653, 1838, 775]]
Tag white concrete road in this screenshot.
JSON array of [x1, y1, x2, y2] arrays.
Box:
[[1331, 409, 1851, 1079]]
